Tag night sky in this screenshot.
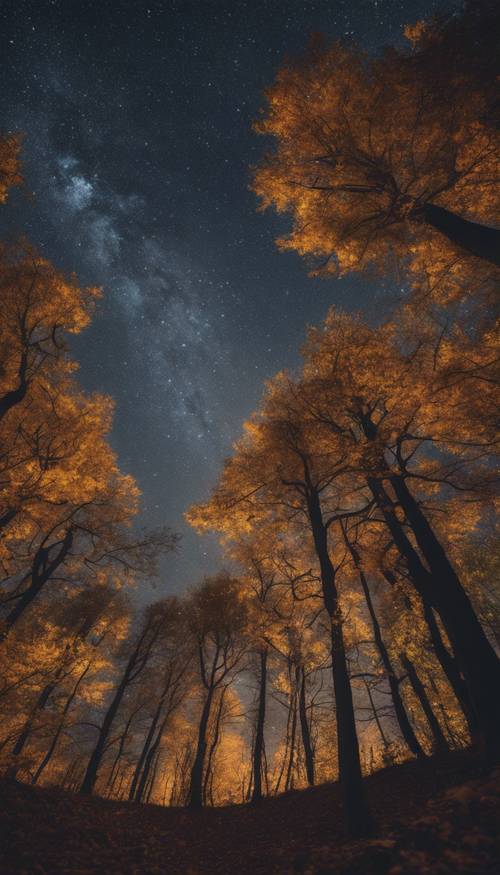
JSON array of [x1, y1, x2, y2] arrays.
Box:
[[0, 0, 459, 597]]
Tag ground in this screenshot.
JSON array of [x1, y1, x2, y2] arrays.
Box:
[[1, 752, 498, 874]]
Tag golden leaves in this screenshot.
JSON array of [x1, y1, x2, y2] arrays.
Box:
[[252, 18, 500, 288], [0, 134, 23, 204]]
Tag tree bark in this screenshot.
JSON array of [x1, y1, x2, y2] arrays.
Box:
[[0, 350, 29, 423], [422, 600, 478, 738], [32, 663, 90, 784], [306, 484, 372, 835], [3, 528, 74, 634], [11, 679, 57, 759], [129, 700, 164, 801], [342, 525, 425, 760], [203, 687, 226, 805], [80, 620, 157, 795], [400, 653, 449, 754], [251, 647, 268, 802], [369, 475, 500, 757], [284, 691, 298, 792], [135, 713, 169, 804], [389, 474, 500, 755], [298, 666, 315, 785], [188, 686, 214, 809], [423, 202, 500, 268]]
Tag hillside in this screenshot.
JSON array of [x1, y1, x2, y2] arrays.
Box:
[[1, 752, 498, 875]]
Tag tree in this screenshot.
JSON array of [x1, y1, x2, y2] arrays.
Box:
[[339, 520, 426, 760], [186, 574, 248, 809], [79, 599, 182, 795], [298, 308, 500, 756], [128, 604, 191, 803], [0, 241, 98, 423], [187, 379, 374, 835], [252, 2, 500, 276]]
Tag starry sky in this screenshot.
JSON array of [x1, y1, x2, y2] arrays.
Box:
[[0, 0, 459, 597]]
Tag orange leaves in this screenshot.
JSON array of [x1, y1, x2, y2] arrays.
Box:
[[252, 11, 500, 285], [0, 134, 23, 203]]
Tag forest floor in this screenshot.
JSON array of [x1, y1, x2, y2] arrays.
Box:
[[1, 751, 498, 875]]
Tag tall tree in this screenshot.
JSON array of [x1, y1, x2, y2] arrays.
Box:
[[252, 2, 500, 275], [187, 380, 373, 835], [187, 575, 247, 810], [79, 599, 180, 796]]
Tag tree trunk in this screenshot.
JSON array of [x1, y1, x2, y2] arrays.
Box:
[[203, 687, 226, 805], [423, 202, 500, 268], [80, 673, 129, 795], [80, 617, 160, 795], [298, 666, 315, 785], [307, 485, 372, 835], [342, 526, 425, 760], [0, 508, 17, 532], [274, 689, 294, 795], [32, 664, 90, 784], [382, 562, 477, 736], [389, 474, 500, 755], [3, 529, 74, 634], [369, 475, 500, 757], [129, 701, 163, 801], [285, 691, 298, 792], [0, 351, 29, 423], [422, 601, 478, 738], [188, 687, 214, 809], [145, 746, 161, 804], [400, 653, 449, 754], [136, 729, 164, 804], [251, 648, 268, 802], [11, 680, 57, 758], [363, 679, 390, 750]]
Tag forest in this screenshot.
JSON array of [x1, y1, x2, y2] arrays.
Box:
[[1, 2, 499, 873]]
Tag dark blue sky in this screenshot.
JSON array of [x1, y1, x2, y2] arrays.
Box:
[[0, 0, 459, 596]]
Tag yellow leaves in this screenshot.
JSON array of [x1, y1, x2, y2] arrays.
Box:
[[252, 18, 500, 289]]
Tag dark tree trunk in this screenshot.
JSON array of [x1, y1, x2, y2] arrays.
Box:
[[284, 692, 298, 792], [382, 559, 476, 735], [389, 474, 500, 755], [135, 715, 168, 804], [32, 664, 90, 784], [298, 666, 315, 785], [369, 475, 500, 757], [105, 711, 137, 797], [364, 679, 390, 750], [145, 747, 161, 804], [400, 653, 449, 754], [306, 485, 372, 836], [80, 617, 161, 795], [342, 527, 425, 760], [11, 680, 57, 758], [80, 632, 150, 795], [203, 688, 226, 805], [251, 647, 268, 802], [422, 601, 478, 738], [423, 202, 500, 268], [80, 674, 129, 795], [188, 687, 214, 809], [129, 700, 163, 801], [3, 529, 74, 634], [0, 351, 29, 423], [274, 692, 294, 795], [0, 508, 17, 532]]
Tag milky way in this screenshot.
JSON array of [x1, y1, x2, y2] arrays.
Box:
[[0, 0, 460, 596]]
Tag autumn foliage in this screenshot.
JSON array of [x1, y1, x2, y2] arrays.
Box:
[[0, 3, 499, 858]]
